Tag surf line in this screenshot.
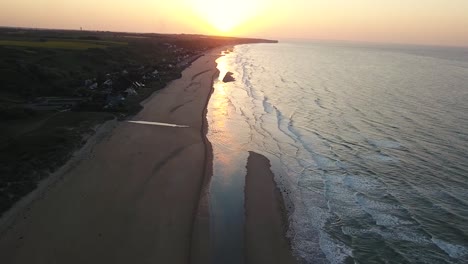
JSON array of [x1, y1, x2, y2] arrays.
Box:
[[127, 121, 190, 128]]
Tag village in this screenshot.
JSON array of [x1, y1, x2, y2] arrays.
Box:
[[26, 43, 203, 113]]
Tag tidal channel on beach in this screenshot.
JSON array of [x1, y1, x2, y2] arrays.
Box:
[[207, 50, 247, 264], [206, 43, 468, 263]]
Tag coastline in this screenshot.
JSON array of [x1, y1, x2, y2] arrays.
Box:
[[190, 59, 219, 263], [0, 43, 296, 263], [0, 47, 225, 263]]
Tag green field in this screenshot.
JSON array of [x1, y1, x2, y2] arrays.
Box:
[[0, 39, 127, 50], [0, 111, 115, 213]]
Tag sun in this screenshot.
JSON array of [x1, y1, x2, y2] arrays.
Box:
[[191, 0, 264, 34], [206, 12, 240, 33]]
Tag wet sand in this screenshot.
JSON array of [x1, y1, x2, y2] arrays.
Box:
[[0, 48, 223, 264], [245, 151, 297, 264]]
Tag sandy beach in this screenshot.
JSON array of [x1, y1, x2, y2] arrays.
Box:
[[245, 152, 297, 264], [0, 46, 296, 264], [0, 47, 223, 263]]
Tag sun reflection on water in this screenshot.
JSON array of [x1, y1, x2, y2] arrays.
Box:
[[206, 49, 248, 263], [208, 49, 257, 185], [216, 54, 229, 82]]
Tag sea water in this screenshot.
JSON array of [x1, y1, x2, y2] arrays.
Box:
[[206, 42, 468, 263]]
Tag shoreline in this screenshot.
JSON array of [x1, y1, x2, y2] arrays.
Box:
[[0, 47, 226, 263], [0, 47, 222, 237], [190, 58, 220, 263], [0, 43, 296, 263]]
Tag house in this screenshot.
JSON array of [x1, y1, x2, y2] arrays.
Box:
[[133, 81, 145, 88], [89, 83, 98, 90], [124, 87, 138, 96], [104, 94, 125, 109], [103, 79, 113, 87]]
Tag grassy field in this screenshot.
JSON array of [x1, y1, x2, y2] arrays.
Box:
[[0, 39, 127, 50], [0, 111, 114, 213]]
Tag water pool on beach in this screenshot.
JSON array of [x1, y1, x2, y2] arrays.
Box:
[[207, 42, 468, 263]]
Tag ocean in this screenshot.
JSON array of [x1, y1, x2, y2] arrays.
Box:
[[206, 42, 468, 263]]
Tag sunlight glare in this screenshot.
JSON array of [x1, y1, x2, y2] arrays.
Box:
[[190, 0, 264, 34]]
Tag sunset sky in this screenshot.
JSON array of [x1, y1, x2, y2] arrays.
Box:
[[1, 0, 468, 46]]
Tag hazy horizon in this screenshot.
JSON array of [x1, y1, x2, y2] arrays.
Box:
[[1, 0, 468, 47]]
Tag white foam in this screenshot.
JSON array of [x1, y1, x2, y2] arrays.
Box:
[[355, 193, 403, 211], [343, 174, 382, 191], [432, 238, 468, 259], [366, 210, 413, 227], [319, 232, 353, 264]]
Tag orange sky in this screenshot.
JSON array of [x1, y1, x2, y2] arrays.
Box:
[[1, 0, 468, 46]]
